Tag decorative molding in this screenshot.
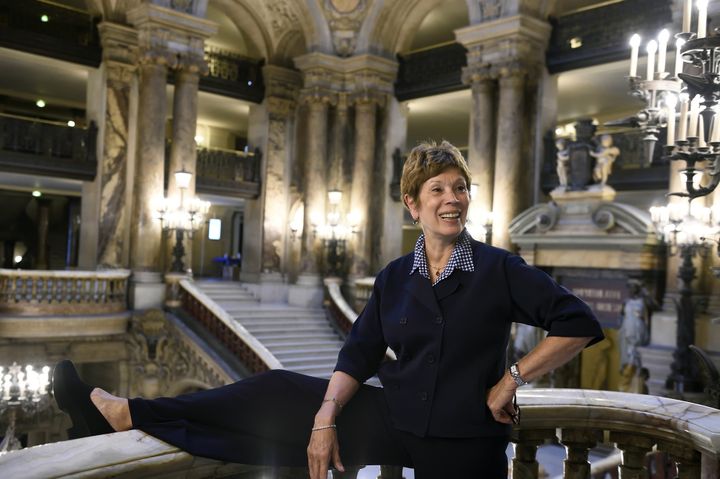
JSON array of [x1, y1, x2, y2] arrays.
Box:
[[322, 0, 368, 57], [478, 0, 503, 22]]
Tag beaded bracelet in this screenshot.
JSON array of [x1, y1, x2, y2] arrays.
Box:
[[311, 424, 337, 432]]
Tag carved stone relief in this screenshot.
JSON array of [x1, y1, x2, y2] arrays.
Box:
[[479, 0, 503, 21], [127, 310, 229, 398], [323, 0, 368, 57]]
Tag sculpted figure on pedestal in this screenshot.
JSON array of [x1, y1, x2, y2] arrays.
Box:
[[590, 134, 620, 186]]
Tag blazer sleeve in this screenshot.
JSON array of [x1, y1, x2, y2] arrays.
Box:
[[334, 270, 389, 383], [504, 254, 604, 346]]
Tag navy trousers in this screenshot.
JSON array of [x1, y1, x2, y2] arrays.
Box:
[[129, 370, 508, 478]]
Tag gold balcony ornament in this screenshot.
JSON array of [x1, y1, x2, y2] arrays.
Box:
[[156, 169, 211, 273], [0, 363, 51, 454]]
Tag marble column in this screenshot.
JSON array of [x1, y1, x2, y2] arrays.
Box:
[[465, 70, 497, 213], [167, 64, 202, 273], [261, 96, 295, 276], [130, 58, 168, 272], [491, 67, 527, 251], [96, 23, 137, 269], [299, 97, 330, 280], [349, 98, 378, 278]]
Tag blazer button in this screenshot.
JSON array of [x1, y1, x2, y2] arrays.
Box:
[[427, 354, 435, 364], [435, 316, 443, 324], [399, 316, 408, 325], [419, 391, 428, 401]]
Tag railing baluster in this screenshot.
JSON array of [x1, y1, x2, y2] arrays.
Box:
[[558, 428, 602, 479], [511, 429, 556, 479], [659, 441, 701, 479], [610, 432, 653, 479]]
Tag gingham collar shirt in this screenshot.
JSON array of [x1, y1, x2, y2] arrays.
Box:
[[410, 229, 475, 286]]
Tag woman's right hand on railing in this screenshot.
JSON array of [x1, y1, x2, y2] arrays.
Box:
[[307, 403, 344, 479]]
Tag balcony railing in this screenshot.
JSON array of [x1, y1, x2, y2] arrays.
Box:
[[195, 146, 262, 198], [0, 269, 130, 315], [1, 389, 718, 477], [200, 48, 265, 103], [0, 114, 98, 180]]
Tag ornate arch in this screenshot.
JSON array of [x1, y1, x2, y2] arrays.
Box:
[[362, 0, 468, 55]]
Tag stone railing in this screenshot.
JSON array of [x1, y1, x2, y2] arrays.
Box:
[[0, 114, 98, 181], [323, 277, 396, 362], [177, 279, 281, 374], [190, 146, 262, 198], [513, 388, 720, 478], [0, 269, 130, 315], [2, 389, 718, 477]]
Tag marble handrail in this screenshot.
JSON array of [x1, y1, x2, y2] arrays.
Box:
[[178, 279, 282, 373], [1, 389, 718, 478], [0, 269, 130, 314], [514, 388, 720, 478], [323, 277, 397, 362]]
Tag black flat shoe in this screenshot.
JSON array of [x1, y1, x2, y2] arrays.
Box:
[[52, 360, 114, 439]]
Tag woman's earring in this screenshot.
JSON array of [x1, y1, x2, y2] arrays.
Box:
[[412, 218, 419, 225]]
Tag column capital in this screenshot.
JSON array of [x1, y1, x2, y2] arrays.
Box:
[[127, 3, 217, 70], [98, 22, 138, 66], [299, 87, 338, 107], [263, 65, 302, 111], [492, 61, 529, 81], [462, 62, 494, 86]]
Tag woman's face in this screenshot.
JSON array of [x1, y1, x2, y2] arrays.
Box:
[[405, 167, 470, 243]]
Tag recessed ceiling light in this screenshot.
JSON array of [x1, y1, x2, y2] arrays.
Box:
[[36, 99, 46, 108], [67, 120, 76, 127], [247, 80, 253, 86], [40, 14, 49, 22], [32, 190, 42, 197]]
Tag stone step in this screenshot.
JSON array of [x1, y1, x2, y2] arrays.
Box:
[[223, 307, 325, 315], [272, 347, 341, 359], [252, 332, 341, 342], [263, 339, 345, 351], [245, 325, 335, 335], [238, 319, 329, 328], [279, 355, 340, 367], [231, 314, 326, 323]]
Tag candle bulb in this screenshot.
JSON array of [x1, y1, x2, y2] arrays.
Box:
[[698, 0, 709, 39], [699, 114, 706, 147], [675, 38, 686, 78], [666, 94, 677, 146], [646, 40, 657, 81], [683, 0, 692, 32], [679, 96, 689, 141], [688, 95, 701, 137], [712, 113, 720, 142], [658, 29, 670, 75], [629, 34, 642, 77]]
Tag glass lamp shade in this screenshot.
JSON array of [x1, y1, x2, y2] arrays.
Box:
[[174, 169, 192, 189]]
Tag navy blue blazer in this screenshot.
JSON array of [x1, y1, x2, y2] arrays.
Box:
[[335, 238, 604, 438]]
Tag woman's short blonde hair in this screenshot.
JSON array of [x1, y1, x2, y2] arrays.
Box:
[[400, 140, 472, 209]]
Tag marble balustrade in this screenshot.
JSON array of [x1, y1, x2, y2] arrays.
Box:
[[1, 389, 718, 478], [177, 279, 281, 374], [0, 269, 129, 314]]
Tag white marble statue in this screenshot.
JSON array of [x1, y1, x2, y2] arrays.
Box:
[[590, 134, 620, 186], [555, 138, 569, 189]]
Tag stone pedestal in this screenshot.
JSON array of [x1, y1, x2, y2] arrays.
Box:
[[130, 271, 165, 310], [288, 273, 324, 307], [259, 272, 289, 303]]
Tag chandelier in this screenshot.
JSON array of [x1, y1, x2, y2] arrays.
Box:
[[0, 363, 51, 453], [156, 169, 211, 273]]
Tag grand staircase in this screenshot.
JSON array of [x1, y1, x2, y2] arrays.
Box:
[[193, 280, 346, 379]]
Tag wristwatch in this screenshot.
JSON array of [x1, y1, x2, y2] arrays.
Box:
[[509, 362, 528, 386]]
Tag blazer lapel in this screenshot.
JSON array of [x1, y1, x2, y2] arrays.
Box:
[[405, 273, 441, 316], [434, 272, 462, 301]]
